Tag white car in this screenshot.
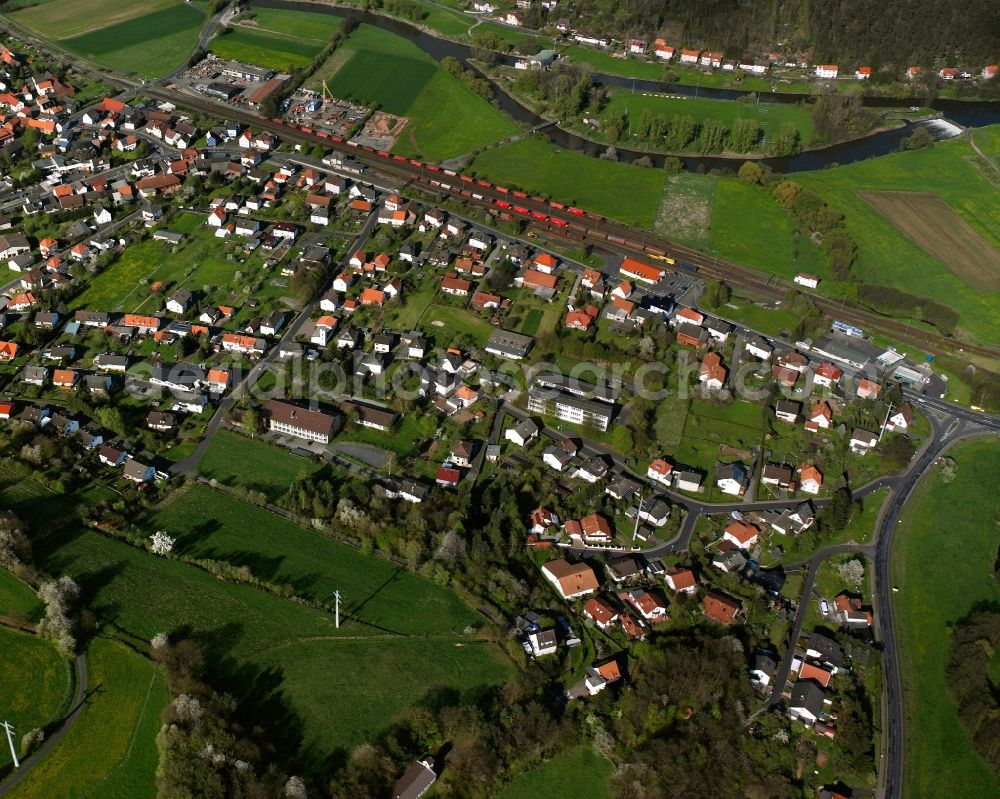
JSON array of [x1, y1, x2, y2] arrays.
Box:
[[820, 600, 829, 615]]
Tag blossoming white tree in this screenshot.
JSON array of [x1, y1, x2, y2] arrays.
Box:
[[150, 531, 175, 556]]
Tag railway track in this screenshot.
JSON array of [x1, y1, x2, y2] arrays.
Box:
[[148, 86, 1000, 362]]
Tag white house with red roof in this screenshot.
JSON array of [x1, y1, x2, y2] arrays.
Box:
[[664, 568, 697, 595], [647, 458, 673, 485], [723, 520, 760, 549], [815, 64, 839, 78]]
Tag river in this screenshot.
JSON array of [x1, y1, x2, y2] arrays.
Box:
[[254, 0, 1000, 173]]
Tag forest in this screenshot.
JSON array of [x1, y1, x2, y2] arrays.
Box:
[[557, 0, 999, 69]]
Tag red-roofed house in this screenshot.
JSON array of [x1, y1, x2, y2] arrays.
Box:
[[619, 257, 664, 284], [798, 661, 833, 687], [723, 520, 760, 548], [856, 378, 880, 399], [582, 597, 619, 629], [647, 458, 673, 485], [664, 568, 697, 595], [703, 592, 742, 625], [798, 465, 823, 494]]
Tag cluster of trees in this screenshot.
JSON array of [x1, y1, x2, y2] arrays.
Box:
[[739, 161, 859, 281], [512, 64, 601, 120], [38, 576, 80, 658], [857, 285, 959, 335], [604, 105, 800, 155], [153, 636, 301, 799], [0, 511, 31, 576], [946, 608, 1000, 773], [810, 92, 878, 145], [440, 56, 495, 101]]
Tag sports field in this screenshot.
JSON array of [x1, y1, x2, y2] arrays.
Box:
[[5, 638, 169, 799], [310, 24, 518, 161], [10, 0, 205, 78], [858, 191, 1000, 291], [892, 439, 1000, 799], [470, 137, 668, 228], [0, 628, 73, 771]]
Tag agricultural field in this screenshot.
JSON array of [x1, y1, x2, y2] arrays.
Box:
[[499, 745, 613, 799], [244, 6, 342, 42], [794, 129, 1000, 347], [470, 137, 668, 228], [892, 439, 1000, 799], [601, 92, 815, 149], [196, 430, 323, 500], [148, 484, 483, 636], [313, 24, 518, 161], [5, 638, 169, 799], [9, 0, 206, 78], [858, 191, 1000, 292], [35, 523, 512, 769], [0, 628, 73, 772]]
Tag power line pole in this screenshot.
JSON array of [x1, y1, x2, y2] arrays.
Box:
[[330, 590, 341, 629], [878, 400, 895, 444], [2, 720, 19, 769]]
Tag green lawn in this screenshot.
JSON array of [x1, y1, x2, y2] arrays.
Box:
[[246, 6, 342, 42], [382, 281, 437, 329], [716, 299, 802, 338], [603, 92, 814, 150], [149, 484, 481, 636], [794, 129, 1000, 347], [252, 637, 512, 760], [0, 628, 73, 772], [892, 438, 1000, 799], [420, 302, 496, 347], [470, 137, 668, 228], [499, 745, 613, 799], [655, 172, 716, 246], [5, 638, 167, 799], [35, 525, 512, 768], [0, 569, 43, 622], [71, 220, 241, 311], [319, 24, 518, 161], [21, 1, 208, 78], [197, 430, 323, 500], [708, 178, 829, 281], [210, 26, 321, 72]]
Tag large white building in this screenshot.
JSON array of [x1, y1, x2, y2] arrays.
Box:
[[265, 400, 336, 444]]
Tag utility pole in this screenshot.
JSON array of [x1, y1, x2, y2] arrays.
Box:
[[2, 720, 19, 769], [633, 489, 644, 545], [332, 590, 341, 629], [878, 401, 895, 444]]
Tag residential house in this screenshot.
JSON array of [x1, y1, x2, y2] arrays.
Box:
[[788, 680, 827, 725], [699, 352, 727, 390], [582, 597, 619, 630], [849, 428, 878, 454], [715, 462, 749, 496], [835, 593, 872, 626], [775, 399, 801, 423], [806, 401, 833, 432], [703, 591, 742, 625], [505, 418, 539, 447], [541, 559, 599, 600], [723, 520, 760, 549], [798, 465, 823, 494], [646, 457, 673, 485], [664, 568, 697, 595], [123, 459, 156, 484], [621, 587, 668, 622], [884, 402, 914, 432]]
